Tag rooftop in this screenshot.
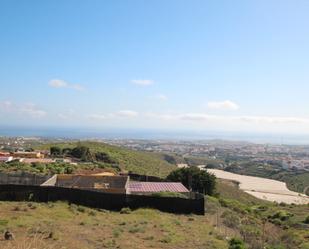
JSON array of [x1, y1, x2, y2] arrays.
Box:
[[56, 175, 129, 190], [128, 182, 189, 193]]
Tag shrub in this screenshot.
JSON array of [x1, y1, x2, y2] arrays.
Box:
[[269, 210, 293, 222], [77, 206, 85, 213], [128, 227, 143, 233], [64, 166, 74, 174], [95, 152, 115, 163], [50, 146, 62, 156], [71, 146, 93, 161], [0, 219, 8, 227], [160, 236, 172, 243], [304, 216, 309, 224], [221, 211, 241, 229], [229, 238, 246, 249], [88, 211, 96, 216], [120, 207, 131, 214]]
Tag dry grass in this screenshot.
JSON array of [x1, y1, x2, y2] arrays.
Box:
[[0, 201, 227, 249], [2, 232, 55, 249]]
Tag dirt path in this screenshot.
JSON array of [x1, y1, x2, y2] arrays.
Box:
[[207, 169, 309, 204]]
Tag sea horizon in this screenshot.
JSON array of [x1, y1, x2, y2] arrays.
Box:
[[1, 126, 309, 145]]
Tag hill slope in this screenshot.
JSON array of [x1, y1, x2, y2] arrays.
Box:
[[0, 202, 227, 249], [37, 141, 176, 177], [1, 180, 308, 249]]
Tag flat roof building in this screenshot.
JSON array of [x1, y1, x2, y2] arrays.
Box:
[[41, 174, 129, 194]]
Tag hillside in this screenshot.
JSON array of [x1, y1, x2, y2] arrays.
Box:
[[0, 202, 227, 249], [36, 141, 177, 177], [209, 179, 309, 249], [0, 180, 308, 249]]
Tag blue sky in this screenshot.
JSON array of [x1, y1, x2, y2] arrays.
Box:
[[1, 0, 309, 134]]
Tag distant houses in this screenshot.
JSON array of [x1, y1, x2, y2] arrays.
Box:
[[0, 148, 190, 196], [0, 149, 73, 164], [12, 151, 44, 159], [0, 152, 10, 157]]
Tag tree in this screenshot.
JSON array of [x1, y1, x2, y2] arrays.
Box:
[[166, 167, 216, 195], [95, 152, 115, 163], [50, 146, 62, 156], [70, 146, 93, 161], [62, 148, 72, 156], [163, 154, 177, 164]]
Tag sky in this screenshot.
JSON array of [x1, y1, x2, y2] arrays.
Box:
[[1, 0, 309, 135]]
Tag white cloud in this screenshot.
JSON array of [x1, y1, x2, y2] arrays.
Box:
[[115, 110, 139, 118], [57, 109, 76, 120], [87, 110, 139, 121], [84, 109, 309, 133], [151, 112, 309, 125], [48, 79, 84, 91], [131, 79, 154, 86], [87, 114, 107, 120], [0, 101, 14, 111], [0, 101, 46, 118], [20, 103, 47, 118], [145, 112, 175, 121], [49, 79, 67, 88], [155, 94, 168, 101], [207, 100, 239, 111]]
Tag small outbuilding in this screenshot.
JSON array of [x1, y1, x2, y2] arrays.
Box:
[[41, 174, 129, 194]]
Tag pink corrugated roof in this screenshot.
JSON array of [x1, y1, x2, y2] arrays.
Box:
[[0, 157, 10, 162], [129, 182, 189, 193]]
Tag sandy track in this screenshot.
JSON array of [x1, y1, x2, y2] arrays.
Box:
[[207, 169, 309, 204]]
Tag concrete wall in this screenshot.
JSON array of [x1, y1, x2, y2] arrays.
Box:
[[0, 172, 50, 185], [41, 175, 57, 186]]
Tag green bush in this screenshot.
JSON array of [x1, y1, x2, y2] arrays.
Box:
[[77, 206, 86, 213], [229, 238, 246, 249], [71, 146, 93, 161], [0, 219, 8, 227], [221, 211, 241, 229], [304, 216, 309, 224], [120, 207, 132, 214], [50, 146, 62, 156], [269, 210, 293, 222]]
